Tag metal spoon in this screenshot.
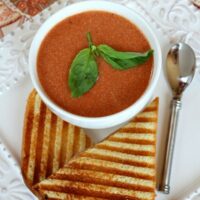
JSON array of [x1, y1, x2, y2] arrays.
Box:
[[159, 43, 196, 194]]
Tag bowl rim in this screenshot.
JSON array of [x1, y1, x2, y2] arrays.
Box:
[[29, 0, 162, 129]]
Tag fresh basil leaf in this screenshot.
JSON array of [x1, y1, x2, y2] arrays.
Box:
[[68, 48, 98, 97], [98, 44, 153, 60], [98, 44, 153, 70]]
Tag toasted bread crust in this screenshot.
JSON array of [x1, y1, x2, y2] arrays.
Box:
[[21, 90, 92, 194], [35, 98, 159, 200]]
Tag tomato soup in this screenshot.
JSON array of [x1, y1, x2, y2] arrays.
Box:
[[37, 11, 153, 117]]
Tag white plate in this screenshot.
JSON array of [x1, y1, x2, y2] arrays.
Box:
[[0, 0, 200, 199]]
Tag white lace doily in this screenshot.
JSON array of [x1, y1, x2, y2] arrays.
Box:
[[0, 140, 37, 200], [0, 0, 68, 95]]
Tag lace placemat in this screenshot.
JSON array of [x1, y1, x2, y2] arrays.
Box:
[[0, 0, 68, 95], [0, 139, 37, 200]]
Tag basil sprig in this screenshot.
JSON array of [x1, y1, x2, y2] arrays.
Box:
[[68, 32, 153, 97]]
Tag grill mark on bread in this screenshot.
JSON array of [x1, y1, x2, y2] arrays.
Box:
[[133, 118, 157, 123], [51, 168, 155, 192], [46, 114, 57, 177], [69, 158, 155, 180], [118, 129, 155, 134], [60, 123, 69, 167], [52, 118, 63, 173], [95, 141, 155, 156], [97, 141, 155, 151], [27, 93, 42, 184], [133, 111, 157, 123], [110, 133, 155, 141], [21, 91, 36, 184], [95, 145, 155, 156], [33, 100, 46, 184], [65, 124, 75, 162], [143, 104, 158, 112], [80, 152, 155, 168], [119, 122, 156, 133], [108, 137, 155, 145], [142, 100, 158, 112], [37, 180, 153, 200], [39, 108, 52, 181]]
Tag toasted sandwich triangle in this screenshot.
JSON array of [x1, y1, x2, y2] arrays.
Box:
[[35, 98, 158, 200], [21, 90, 92, 193]]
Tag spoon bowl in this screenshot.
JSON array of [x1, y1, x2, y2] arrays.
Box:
[[166, 43, 196, 98]]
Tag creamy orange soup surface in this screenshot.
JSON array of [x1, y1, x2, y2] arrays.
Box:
[[37, 11, 153, 117]]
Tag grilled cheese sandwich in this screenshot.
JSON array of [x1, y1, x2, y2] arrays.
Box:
[[35, 98, 159, 200], [21, 90, 92, 191]]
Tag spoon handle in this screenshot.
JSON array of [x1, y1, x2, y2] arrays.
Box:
[[160, 98, 181, 194]]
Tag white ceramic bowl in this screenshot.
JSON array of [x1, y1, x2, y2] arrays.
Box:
[[29, 1, 162, 130]]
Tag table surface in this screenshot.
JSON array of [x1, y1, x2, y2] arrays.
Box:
[[0, 1, 200, 200]]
